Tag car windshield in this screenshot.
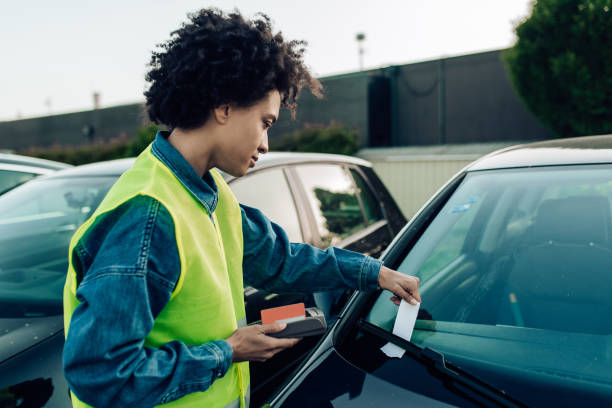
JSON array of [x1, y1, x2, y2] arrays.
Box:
[[367, 165, 612, 398], [0, 176, 115, 318]]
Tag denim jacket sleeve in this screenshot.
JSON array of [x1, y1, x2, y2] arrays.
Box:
[[63, 195, 233, 408], [241, 203, 382, 293]]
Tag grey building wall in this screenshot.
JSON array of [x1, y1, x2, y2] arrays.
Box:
[[0, 49, 553, 151], [273, 49, 553, 147], [268, 71, 369, 147], [444, 50, 553, 143], [0, 103, 148, 151], [383, 49, 553, 145]]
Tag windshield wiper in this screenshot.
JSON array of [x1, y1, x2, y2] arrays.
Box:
[[356, 320, 527, 408]]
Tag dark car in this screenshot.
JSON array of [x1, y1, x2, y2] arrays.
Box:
[[0, 151, 405, 407], [0, 153, 70, 195], [268, 135, 612, 408]]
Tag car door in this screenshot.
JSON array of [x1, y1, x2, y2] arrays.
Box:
[[228, 166, 313, 322], [229, 166, 323, 405]]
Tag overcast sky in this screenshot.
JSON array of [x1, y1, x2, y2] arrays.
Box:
[[0, 0, 534, 121]]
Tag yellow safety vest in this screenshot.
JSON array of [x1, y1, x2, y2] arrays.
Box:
[[63, 145, 250, 408]]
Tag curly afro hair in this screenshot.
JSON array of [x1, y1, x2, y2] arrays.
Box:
[[144, 8, 322, 130]]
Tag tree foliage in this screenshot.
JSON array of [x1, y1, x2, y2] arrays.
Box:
[[504, 0, 612, 137]]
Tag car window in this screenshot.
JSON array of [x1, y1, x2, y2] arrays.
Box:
[[295, 164, 365, 247], [0, 169, 37, 194], [229, 168, 302, 242], [365, 165, 612, 402], [0, 177, 116, 318], [350, 168, 384, 225]]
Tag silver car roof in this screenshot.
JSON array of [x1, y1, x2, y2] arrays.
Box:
[[0, 153, 71, 173], [38, 151, 372, 180], [468, 134, 612, 171]]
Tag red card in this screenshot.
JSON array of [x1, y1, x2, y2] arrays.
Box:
[[261, 303, 305, 325]]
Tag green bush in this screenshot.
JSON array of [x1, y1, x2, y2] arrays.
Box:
[[126, 124, 160, 156], [504, 0, 612, 137], [273, 123, 360, 156], [21, 124, 161, 165]]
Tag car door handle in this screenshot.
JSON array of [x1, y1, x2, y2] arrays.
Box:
[[244, 286, 258, 297]]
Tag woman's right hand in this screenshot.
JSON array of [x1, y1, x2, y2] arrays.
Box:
[[225, 323, 300, 362]]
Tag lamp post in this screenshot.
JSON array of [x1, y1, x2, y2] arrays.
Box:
[[93, 92, 101, 110], [356, 32, 366, 70]]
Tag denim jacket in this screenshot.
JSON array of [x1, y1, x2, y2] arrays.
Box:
[[62, 131, 382, 407]]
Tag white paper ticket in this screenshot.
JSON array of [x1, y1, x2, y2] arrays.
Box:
[[380, 299, 420, 358]]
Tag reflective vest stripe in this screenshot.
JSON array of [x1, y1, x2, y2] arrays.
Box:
[[224, 386, 251, 408]]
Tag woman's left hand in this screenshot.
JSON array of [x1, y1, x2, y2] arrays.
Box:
[[377, 266, 421, 306]]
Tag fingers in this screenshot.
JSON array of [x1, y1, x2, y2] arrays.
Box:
[[379, 266, 422, 305], [254, 337, 301, 362], [261, 322, 287, 334], [389, 276, 421, 305], [399, 276, 421, 304], [269, 336, 300, 348], [393, 284, 419, 305], [254, 346, 289, 362], [260, 323, 301, 348], [408, 276, 422, 303], [227, 324, 301, 363]]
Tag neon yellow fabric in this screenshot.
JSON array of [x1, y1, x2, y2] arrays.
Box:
[[63, 145, 249, 407]]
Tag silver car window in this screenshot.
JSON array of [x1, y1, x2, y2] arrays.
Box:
[[350, 169, 384, 225], [295, 164, 365, 247], [230, 168, 303, 242]]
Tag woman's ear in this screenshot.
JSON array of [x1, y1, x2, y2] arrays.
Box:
[[213, 104, 231, 125]]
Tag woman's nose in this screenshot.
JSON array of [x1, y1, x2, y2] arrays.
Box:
[[258, 133, 269, 154]]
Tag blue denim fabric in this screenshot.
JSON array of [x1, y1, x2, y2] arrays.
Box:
[[63, 131, 382, 407]]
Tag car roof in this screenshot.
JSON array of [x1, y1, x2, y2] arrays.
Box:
[[41, 157, 137, 179], [41, 151, 371, 180], [468, 134, 612, 171], [0, 152, 71, 173], [255, 151, 371, 168], [221, 152, 372, 180]]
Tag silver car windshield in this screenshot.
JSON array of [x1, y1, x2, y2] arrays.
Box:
[[0, 177, 115, 317], [367, 165, 612, 389]]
